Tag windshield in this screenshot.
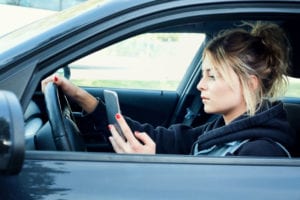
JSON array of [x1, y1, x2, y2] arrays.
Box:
[[0, 4, 56, 38], [0, 0, 106, 55]]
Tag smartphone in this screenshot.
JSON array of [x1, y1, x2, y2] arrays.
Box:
[[103, 89, 124, 137]]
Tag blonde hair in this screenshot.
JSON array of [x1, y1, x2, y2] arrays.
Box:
[[203, 21, 291, 115]]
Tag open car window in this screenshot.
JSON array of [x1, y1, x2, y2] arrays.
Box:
[[67, 32, 205, 91], [286, 76, 300, 98]]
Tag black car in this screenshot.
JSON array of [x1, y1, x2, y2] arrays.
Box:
[[1, 0, 300, 199]]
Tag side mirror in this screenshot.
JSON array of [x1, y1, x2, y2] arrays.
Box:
[[0, 90, 24, 175]]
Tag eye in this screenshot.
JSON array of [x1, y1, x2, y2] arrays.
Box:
[[208, 75, 216, 80]]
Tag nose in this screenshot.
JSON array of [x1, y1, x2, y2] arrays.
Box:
[[197, 77, 206, 91]]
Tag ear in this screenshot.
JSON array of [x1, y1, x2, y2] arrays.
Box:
[[248, 75, 259, 91]]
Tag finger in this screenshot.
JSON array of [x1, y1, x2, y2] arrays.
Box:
[[134, 132, 156, 154], [109, 137, 123, 153], [41, 75, 55, 93], [115, 113, 138, 145], [55, 76, 78, 97], [134, 131, 155, 146], [109, 124, 127, 150]]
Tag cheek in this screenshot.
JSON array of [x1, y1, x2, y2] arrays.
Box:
[[205, 88, 244, 114], [225, 86, 245, 114], [210, 81, 232, 95], [218, 87, 241, 103], [223, 82, 244, 102], [210, 81, 244, 107], [229, 90, 244, 105], [221, 74, 244, 102]]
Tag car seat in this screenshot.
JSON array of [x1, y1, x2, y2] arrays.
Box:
[[24, 101, 43, 150], [284, 103, 300, 157]]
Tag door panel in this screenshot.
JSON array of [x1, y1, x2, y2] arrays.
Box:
[[29, 83, 179, 152], [80, 87, 179, 127]]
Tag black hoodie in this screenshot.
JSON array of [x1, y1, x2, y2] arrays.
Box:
[[89, 100, 297, 157]]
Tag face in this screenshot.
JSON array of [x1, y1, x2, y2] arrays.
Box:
[[197, 57, 246, 123]]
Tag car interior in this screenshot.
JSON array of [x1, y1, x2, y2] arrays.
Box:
[[23, 18, 300, 157]]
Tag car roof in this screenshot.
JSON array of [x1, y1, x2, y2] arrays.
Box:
[[0, 0, 299, 53], [0, 0, 300, 77]]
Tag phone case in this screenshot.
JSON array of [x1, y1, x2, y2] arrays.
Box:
[[103, 89, 121, 124], [103, 90, 124, 137]]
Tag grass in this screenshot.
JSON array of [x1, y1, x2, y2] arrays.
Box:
[[72, 79, 179, 90]]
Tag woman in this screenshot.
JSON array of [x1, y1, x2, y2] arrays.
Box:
[[42, 21, 297, 157]]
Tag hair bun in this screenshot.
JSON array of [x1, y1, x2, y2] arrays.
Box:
[[250, 21, 290, 58]]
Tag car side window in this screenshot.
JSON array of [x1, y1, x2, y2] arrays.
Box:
[[68, 33, 205, 91], [286, 76, 300, 98]]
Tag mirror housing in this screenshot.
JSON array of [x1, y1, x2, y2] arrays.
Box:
[[0, 90, 24, 175]]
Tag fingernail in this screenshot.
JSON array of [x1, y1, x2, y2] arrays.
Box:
[[134, 131, 140, 135], [54, 75, 58, 82], [115, 113, 121, 119], [108, 125, 112, 130]]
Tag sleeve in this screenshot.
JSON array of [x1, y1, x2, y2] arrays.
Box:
[[83, 99, 204, 155], [125, 117, 204, 154], [80, 98, 110, 137]]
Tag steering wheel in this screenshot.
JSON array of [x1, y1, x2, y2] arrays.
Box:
[[44, 82, 85, 151]]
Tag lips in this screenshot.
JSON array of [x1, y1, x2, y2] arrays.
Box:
[[201, 97, 209, 104], [201, 96, 209, 101]]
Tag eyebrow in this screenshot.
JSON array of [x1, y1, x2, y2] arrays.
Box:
[[201, 68, 212, 76]]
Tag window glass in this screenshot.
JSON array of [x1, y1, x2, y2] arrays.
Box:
[[69, 33, 205, 91], [285, 76, 300, 97]]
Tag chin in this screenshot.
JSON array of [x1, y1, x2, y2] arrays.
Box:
[[204, 106, 220, 115], [204, 108, 214, 114]]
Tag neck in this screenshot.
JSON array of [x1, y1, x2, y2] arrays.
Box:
[[223, 107, 247, 125]]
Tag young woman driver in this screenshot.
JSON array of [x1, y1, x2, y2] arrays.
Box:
[[42, 21, 297, 157]]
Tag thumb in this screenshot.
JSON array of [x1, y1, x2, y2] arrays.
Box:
[[41, 75, 58, 93], [134, 131, 153, 145]]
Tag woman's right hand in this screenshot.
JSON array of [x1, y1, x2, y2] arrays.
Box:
[[41, 75, 98, 113], [108, 113, 156, 155]]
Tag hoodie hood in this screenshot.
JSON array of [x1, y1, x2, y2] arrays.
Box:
[[195, 101, 297, 152]]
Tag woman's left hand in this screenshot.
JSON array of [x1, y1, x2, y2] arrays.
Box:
[[108, 113, 156, 154]]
